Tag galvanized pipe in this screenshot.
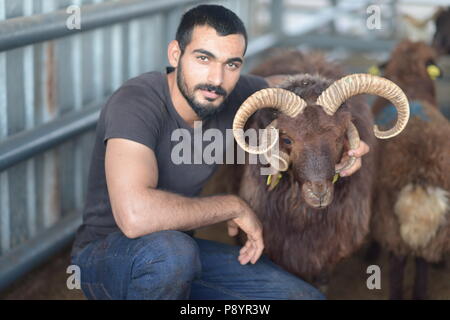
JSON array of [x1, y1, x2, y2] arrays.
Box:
[[0, 106, 100, 172], [0, 0, 199, 52]]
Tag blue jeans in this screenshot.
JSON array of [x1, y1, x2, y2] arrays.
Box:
[[70, 230, 325, 300]]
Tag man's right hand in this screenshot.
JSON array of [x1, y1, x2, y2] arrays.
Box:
[[227, 197, 265, 265]]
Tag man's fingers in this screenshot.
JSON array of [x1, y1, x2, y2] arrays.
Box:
[[239, 239, 251, 255], [239, 246, 253, 265], [348, 141, 370, 157], [244, 231, 264, 264], [250, 239, 264, 264], [239, 240, 257, 265], [338, 141, 369, 176], [335, 153, 350, 172], [239, 251, 252, 265], [341, 158, 362, 177]]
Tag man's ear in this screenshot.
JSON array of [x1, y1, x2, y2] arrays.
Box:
[[168, 40, 182, 68]]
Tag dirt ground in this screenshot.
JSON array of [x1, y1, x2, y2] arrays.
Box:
[[1, 221, 449, 300]]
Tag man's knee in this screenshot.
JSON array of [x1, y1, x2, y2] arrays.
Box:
[[132, 231, 201, 283]]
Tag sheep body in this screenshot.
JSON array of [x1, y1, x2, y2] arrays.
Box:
[[372, 101, 450, 261]]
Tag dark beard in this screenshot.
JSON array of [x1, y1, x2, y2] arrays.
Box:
[[176, 62, 228, 120]]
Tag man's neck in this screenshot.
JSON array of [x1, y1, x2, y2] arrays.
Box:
[[166, 71, 201, 128]]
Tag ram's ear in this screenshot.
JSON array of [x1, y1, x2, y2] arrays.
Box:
[[426, 60, 443, 80], [264, 148, 290, 173], [264, 74, 292, 87]]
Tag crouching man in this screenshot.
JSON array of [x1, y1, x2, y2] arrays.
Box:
[[70, 4, 369, 300]]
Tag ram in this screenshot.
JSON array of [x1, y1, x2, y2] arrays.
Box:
[[231, 51, 409, 284], [371, 40, 450, 300]]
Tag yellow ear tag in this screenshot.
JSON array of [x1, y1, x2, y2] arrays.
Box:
[[332, 173, 340, 184], [266, 173, 283, 190], [427, 65, 440, 80], [368, 65, 380, 76], [266, 174, 272, 186]]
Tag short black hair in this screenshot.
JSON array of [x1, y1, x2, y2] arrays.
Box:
[[175, 4, 248, 55]]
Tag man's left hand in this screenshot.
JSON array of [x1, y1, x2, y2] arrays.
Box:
[[338, 140, 370, 177]]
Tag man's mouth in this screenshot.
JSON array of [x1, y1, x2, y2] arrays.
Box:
[[196, 84, 226, 101], [200, 88, 220, 100]]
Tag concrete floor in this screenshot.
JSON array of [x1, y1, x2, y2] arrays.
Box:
[[1, 221, 449, 300]]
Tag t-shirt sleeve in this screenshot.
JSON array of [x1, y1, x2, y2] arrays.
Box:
[[103, 85, 161, 151]]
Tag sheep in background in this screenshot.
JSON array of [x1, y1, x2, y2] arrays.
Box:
[[398, 7, 450, 56], [432, 7, 450, 55], [231, 50, 410, 285], [371, 40, 450, 300]]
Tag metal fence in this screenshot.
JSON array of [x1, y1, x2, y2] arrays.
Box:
[[0, 0, 448, 292]]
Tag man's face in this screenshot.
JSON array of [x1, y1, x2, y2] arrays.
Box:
[[175, 25, 245, 119]]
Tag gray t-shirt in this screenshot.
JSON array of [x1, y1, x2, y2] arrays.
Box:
[[71, 70, 268, 257]]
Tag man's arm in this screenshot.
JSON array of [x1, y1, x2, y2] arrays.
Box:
[[105, 138, 264, 265]]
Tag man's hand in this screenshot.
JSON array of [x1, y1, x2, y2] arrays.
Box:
[[338, 140, 370, 177], [227, 198, 264, 265]]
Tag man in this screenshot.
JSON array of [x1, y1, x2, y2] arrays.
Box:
[[70, 4, 369, 300]]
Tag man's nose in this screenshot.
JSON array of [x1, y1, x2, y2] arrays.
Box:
[[207, 64, 224, 87]]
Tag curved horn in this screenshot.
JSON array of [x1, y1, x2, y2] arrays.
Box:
[[233, 88, 307, 154], [262, 120, 291, 172], [316, 74, 410, 139], [264, 149, 290, 172], [335, 122, 360, 174]]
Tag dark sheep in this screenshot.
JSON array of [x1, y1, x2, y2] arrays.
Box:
[[371, 40, 450, 299]]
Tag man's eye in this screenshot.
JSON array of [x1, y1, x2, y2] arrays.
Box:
[[227, 62, 239, 69], [197, 56, 209, 62]]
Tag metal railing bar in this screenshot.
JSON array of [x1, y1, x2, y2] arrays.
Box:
[[289, 34, 396, 51], [0, 0, 9, 256], [0, 0, 200, 52], [0, 105, 100, 172], [23, 0, 37, 239]]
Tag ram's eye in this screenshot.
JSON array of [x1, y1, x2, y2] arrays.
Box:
[[282, 137, 292, 145]]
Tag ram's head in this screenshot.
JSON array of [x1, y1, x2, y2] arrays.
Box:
[[233, 73, 410, 209]]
